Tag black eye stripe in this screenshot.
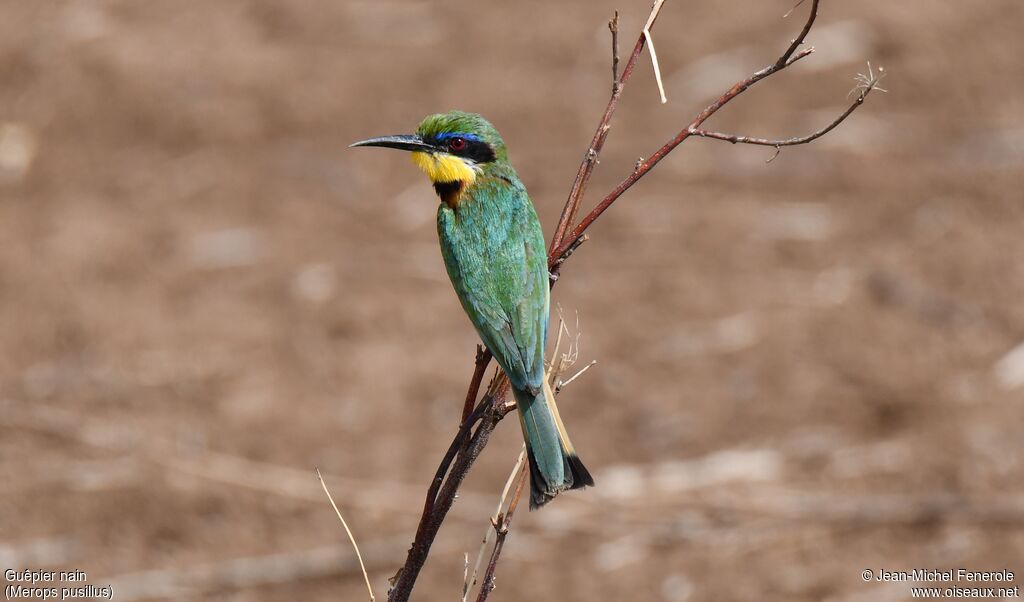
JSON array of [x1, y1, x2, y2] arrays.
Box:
[[427, 135, 496, 163], [461, 139, 496, 163]]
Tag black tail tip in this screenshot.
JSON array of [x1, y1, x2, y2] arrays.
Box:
[[526, 452, 595, 510], [527, 449, 557, 510], [567, 454, 595, 489], [529, 489, 556, 510]]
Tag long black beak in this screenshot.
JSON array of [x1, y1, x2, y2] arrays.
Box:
[[349, 134, 435, 153]]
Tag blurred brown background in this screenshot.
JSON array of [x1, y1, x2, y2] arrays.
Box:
[[1, 1, 1022, 600]]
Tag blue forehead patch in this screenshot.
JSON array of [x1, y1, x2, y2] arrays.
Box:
[[435, 132, 483, 142]]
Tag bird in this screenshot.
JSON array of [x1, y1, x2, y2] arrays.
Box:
[[351, 111, 593, 508]]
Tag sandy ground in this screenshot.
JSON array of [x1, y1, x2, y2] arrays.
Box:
[[1, 1, 1022, 600]]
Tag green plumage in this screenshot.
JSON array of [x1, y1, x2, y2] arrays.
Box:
[[355, 111, 593, 508]]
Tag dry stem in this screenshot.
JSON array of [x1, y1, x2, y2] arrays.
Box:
[[317, 468, 375, 601], [474, 462, 528, 602], [643, 0, 669, 104]]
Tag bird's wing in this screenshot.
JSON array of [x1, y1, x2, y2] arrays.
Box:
[[475, 227, 547, 392], [437, 178, 549, 392], [508, 224, 549, 390]]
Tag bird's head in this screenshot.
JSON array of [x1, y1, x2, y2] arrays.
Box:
[[350, 111, 507, 188]]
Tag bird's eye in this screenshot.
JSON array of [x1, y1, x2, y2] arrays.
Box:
[[448, 137, 467, 152]]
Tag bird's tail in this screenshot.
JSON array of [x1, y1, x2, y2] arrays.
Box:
[[512, 378, 594, 509]]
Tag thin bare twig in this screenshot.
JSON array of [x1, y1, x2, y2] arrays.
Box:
[[688, 67, 884, 152], [317, 468, 375, 602], [609, 12, 620, 82], [783, 0, 809, 19], [463, 447, 527, 602], [474, 462, 529, 602], [557, 360, 598, 393]]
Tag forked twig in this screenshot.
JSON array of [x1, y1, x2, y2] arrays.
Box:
[[547, 1, 669, 257], [549, 0, 877, 264], [689, 66, 885, 155], [317, 468, 375, 602]]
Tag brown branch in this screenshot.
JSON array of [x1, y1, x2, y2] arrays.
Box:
[[462, 346, 492, 424], [389, 380, 511, 602], [409, 399, 488, 555], [547, 2, 667, 258], [474, 463, 528, 602], [409, 346, 493, 569]]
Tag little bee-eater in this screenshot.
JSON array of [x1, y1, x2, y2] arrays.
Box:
[[352, 111, 593, 508]]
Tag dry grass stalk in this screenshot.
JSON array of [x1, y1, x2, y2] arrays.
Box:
[[317, 468, 376, 602]]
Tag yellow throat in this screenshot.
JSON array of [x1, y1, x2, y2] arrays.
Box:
[[411, 152, 477, 185]]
